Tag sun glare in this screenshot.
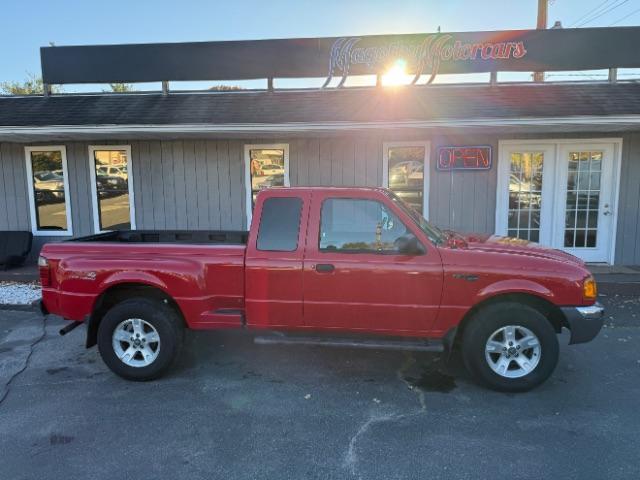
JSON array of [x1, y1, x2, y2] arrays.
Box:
[[381, 59, 412, 86]]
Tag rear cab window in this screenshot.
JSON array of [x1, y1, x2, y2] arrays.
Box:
[[257, 197, 303, 251]]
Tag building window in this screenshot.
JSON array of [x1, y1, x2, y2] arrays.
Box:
[[383, 142, 430, 217], [89, 146, 135, 232], [25, 146, 73, 236], [244, 144, 289, 226], [319, 198, 411, 253]]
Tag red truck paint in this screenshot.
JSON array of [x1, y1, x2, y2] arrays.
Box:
[[40, 187, 595, 340]]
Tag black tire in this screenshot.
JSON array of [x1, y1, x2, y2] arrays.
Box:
[[461, 302, 559, 392], [97, 297, 184, 381]]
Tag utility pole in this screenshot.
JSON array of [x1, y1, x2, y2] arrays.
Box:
[[533, 0, 548, 82]]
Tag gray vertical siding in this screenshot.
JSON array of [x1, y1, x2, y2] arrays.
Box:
[[132, 140, 246, 230], [615, 133, 640, 265], [289, 136, 383, 188], [0, 142, 29, 231], [66, 142, 94, 237], [194, 140, 210, 229], [429, 135, 498, 233], [1, 133, 639, 264]]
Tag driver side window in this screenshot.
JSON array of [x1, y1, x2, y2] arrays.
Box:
[[319, 198, 410, 253]]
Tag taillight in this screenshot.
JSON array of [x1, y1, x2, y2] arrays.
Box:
[[38, 256, 51, 287]]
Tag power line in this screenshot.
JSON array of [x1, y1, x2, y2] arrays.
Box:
[[570, 0, 612, 27], [609, 6, 640, 25], [576, 0, 630, 26], [577, 0, 628, 26]]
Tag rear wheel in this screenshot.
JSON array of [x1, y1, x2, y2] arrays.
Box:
[[97, 297, 183, 381], [461, 302, 559, 392]]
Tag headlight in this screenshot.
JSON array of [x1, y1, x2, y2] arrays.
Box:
[[582, 275, 598, 301]]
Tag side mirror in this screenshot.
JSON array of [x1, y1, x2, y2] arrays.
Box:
[[396, 234, 425, 255]]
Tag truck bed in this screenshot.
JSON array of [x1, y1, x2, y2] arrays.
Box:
[[68, 230, 249, 245], [41, 229, 248, 327]]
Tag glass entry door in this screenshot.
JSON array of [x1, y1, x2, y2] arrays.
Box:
[[554, 143, 616, 263], [499, 144, 556, 247], [507, 149, 549, 243], [498, 141, 619, 263]]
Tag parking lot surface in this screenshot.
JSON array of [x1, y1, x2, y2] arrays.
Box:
[[1, 293, 639, 480]]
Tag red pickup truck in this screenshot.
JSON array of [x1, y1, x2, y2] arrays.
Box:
[[38, 187, 603, 392]]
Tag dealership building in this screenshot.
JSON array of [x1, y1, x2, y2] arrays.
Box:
[[1, 27, 640, 265]]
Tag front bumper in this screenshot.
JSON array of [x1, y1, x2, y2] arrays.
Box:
[[560, 302, 605, 345]]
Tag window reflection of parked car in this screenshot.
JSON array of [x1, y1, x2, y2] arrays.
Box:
[[390, 169, 407, 188], [97, 166, 127, 180], [509, 174, 533, 193], [259, 175, 285, 188], [509, 174, 542, 209], [259, 163, 285, 177], [407, 164, 424, 187], [389, 161, 423, 188], [97, 174, 128, 198], [33, 172, 65, 203]]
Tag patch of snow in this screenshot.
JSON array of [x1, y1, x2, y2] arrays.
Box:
[[0, 282, 41, 305]]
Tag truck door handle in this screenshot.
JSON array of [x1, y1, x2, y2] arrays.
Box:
[[315, 264, 335, 273]]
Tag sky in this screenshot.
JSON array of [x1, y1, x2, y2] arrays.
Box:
[[1, 0, 639, 90]]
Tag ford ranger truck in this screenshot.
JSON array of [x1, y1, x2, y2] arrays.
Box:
[[37, 187, 604, 392]]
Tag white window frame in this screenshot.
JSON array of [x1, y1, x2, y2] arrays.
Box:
[[496, 138, 623, 265], [382, 141, 431, 219], [243, 143, 290, 227], [24, 145, 73, 236], [88, 145, 136, 233]]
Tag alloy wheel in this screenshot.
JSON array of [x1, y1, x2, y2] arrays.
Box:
[[112, 318, 161, 367], [484, 325, 541, 379]]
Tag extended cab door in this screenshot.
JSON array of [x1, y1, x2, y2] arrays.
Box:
[[245, 190, 310, 328], [302, 190, 444, 336]]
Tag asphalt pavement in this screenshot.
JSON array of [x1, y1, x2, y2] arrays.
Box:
[[0, 293, 639, 480]]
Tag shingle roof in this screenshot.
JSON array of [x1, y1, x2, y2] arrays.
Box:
[[1, 82, 639, 127]]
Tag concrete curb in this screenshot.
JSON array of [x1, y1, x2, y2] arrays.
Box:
[[0, 304, 39, 312]]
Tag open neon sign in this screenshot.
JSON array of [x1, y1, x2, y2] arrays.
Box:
[[437, 145, 492, 171]]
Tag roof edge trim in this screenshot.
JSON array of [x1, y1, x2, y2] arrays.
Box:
[[1, 115, 640, 135]]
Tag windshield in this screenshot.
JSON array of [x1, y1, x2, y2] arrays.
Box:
[[385, 191, 445, 245]]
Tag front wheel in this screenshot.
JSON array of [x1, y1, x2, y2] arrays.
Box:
[[461, 302, 559, 392], [97, 297, 183, 381]]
